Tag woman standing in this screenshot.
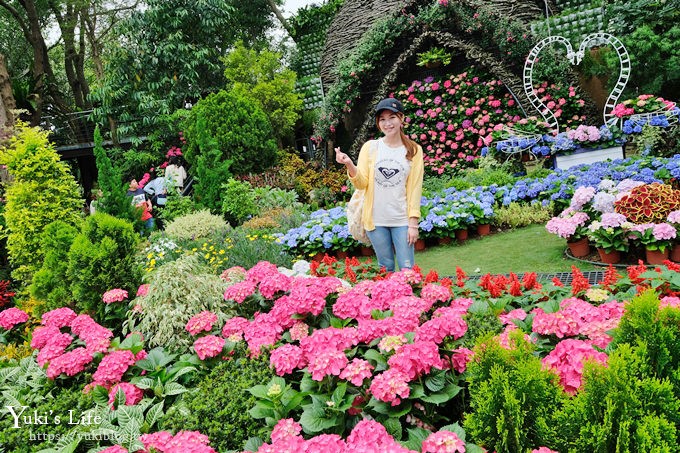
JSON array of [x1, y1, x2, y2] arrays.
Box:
[[335, 98, 424, 272]]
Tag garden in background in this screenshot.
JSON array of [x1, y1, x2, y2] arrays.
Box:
[[1, 0, 680, 452]]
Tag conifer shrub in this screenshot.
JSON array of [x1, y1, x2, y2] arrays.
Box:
[[0, 123, 83, 285], [464, 336, 565, 452], [67, 213, 141, 322], [161, 345, 274, 451], [164, 209, 230, 242], [30, 220, 80, 315], [125, 254, 232, 351]]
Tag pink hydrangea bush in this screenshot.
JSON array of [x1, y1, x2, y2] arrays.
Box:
[[0, 307, 29, 330], [541, 338, 609, 394]]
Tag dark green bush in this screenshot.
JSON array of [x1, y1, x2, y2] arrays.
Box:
[[160, 346, 274, 451], [221, 178, 258, 226], [30, 221, 80, 315], [464, 337, 565, 453], [67, 213, 141, 323], [184, 89, 277, 176]]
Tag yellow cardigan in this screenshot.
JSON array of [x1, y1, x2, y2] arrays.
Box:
[[349, 139, 424, 231]]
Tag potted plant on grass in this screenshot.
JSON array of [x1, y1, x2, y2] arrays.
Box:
[[546, 208, 591, 257], [586, 213, 631, 264]]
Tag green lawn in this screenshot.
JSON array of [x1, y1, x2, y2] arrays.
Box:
[[413, 224, 600, 276]]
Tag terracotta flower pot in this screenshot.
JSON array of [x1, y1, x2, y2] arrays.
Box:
[[360, 246, 375, 256], [312, 252, 325, 262], [415, 239, 426, 251], [671, 244, 680, 262], [567, 237, 590, 258], [438, 237, 452, 245], [597, 248, 621, 264], [646, 247, 669, 265], [476, 224, 491, 236], [336, 250, 349, 260], [455, 229, 468, 242]]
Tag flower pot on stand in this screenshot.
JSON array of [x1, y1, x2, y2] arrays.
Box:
[[455, 229, 468, 242], [597, 248, 621, 264], [567, 237, 590, 258], [646, 247, 669, 265], [476, 224, 491, 236], [415, 239, 426, 251]]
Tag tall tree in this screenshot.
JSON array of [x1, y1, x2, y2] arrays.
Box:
[[0, 53, 15, 126], [89, 0, 276, 137]]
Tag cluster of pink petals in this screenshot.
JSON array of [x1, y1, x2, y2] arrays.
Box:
[[532, 297, 624, 347], [92, 350, 137, 386], [193, 335, 225, 360], [369, 368, 411, 405], [46, 347, 93, 379], [532, 448, 559, 453], [32, 309, 118, 380], [136, 284, 150, 297], [108, 382, 144, 407], [102, 288, 129, 304], [542, 338, 608, 394], [186, 311, 218, 335], [139, 430, 217, 453], [450, 348, 474, 373], [421, 430, 466, 452], [99, 446, 128, 453], [220, 265, 247, 283], [40, 307, 76, 328], [498, 308, 527, 325], [250, 419, 417, 453], [270, 344, 306, 376], [388, 341, 444, 380], [0, 307, 29, 330], [339, 358, 374, 386], [420, 283, 452, 304], [289, 321, 309, 341]]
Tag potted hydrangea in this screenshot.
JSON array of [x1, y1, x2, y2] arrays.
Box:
[[546, 208, 591, 257], [586, 213, 631, 264], [630, 222, 677, 265]]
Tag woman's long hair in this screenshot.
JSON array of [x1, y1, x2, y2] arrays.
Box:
[[375, 111, 418, 161]]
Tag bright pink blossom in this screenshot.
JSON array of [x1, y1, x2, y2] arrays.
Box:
[[339, 358, 374, 386], [421, 430, 466, 453], [186, 311, 218, 335], [193, 335, 225, 360], [108, 382, 144, 407], [46, 347, 93, 379], [41, 307, 76, 328], [270, 344, 305, 376], [102, 288, 128, 303], [0, 307, 28, 330], [92, 350, 136, 386], [369, 369, 411, 405], [307, 350, 348, 381]]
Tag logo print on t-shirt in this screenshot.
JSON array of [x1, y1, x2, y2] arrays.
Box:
[[378, 167, 399, 180]]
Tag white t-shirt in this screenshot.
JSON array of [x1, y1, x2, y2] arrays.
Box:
[[165, 164, 187, 189], [372, 139, 411, 227]]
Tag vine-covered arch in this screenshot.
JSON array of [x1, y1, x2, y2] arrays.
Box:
[[348, 31, 532, 155]]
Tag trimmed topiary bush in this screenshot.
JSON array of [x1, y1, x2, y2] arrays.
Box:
[[67, 213, 141, 322], [164, 209, 230, 242], [0, 123, 83, 285], [30, 220, 80, 316], [125, 254, 232, 351], [184, 89, 277, 176], [464, 336, 565, 452], [161, 345, 274, 451]]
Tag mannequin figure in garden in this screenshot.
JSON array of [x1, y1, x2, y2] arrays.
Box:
[[335, 98, 424, 272]]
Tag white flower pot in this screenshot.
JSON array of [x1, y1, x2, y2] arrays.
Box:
[[554, 145, 624, 170]]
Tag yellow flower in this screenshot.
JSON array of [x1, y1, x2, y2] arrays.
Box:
[[219, 250, 225, 254]]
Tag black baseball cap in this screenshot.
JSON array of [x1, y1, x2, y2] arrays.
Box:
[[375, 98, 404, 115]]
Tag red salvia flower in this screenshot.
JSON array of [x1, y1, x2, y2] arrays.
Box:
[[552, 277, 564, 287], [424, 269, 440, 283], [570, 265, 591, 295], [627, 260, 648, 285], [455, 266, 468, 287]]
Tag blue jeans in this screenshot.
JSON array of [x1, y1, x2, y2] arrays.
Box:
[[366, 226, 414, 272]]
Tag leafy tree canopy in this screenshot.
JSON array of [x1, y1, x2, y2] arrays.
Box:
[[89, 0, 276, 137]]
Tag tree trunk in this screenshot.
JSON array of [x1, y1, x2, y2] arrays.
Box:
[[0, 53, 15, 127], [266, 0, 295, 41]]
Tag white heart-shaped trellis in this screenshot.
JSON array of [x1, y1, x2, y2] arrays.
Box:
[[523, 33, 631, 133]]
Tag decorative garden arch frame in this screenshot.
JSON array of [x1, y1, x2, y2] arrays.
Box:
[[523, 32, 631, 133]]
